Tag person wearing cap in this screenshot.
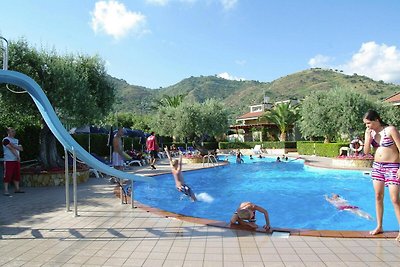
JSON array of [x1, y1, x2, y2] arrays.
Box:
[[229, 201, 270, 231]]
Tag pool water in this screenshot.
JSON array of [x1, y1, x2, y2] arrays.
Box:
[[134, 156, 399, 231]]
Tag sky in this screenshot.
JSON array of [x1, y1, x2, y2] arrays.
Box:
[[1, 0, 400, 89]]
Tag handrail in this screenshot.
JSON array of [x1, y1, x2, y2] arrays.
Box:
[[202, 154, 219, 167], [0, 36, 8, 70]]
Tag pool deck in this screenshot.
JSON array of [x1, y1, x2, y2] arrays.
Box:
[[1, 155, 400, 266]]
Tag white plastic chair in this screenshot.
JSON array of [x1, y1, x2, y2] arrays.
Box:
[[253, 144, 262, 154]]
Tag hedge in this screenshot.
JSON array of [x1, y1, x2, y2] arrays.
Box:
[[297, 141, 349, 157], [219, 141, 297, 150]]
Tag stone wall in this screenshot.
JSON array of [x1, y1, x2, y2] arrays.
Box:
[[21, 170, 90, 187]]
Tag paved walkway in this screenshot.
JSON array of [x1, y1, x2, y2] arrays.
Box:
[[1, 156, 400, 266]]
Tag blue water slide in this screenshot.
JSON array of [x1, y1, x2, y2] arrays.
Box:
[[0, 70, 152, 182]]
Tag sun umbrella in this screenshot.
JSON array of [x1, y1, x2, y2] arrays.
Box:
[[69, 125, 108, 153]]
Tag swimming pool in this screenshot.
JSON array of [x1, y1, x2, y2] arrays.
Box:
[[134, 156, 399, 231]]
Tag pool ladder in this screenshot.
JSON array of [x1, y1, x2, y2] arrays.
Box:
[[202, 154, 218, 167]]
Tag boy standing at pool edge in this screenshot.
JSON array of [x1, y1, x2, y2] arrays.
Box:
[[165, 147, 197, 201]]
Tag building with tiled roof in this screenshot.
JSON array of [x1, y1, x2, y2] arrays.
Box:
[[384, 92, 400, 106], [229, 97, 298, 142]]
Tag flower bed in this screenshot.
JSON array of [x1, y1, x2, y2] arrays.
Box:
[[332, 155, 374, 168], [181, 154, 203, 164], [21, 168, 90, 187]]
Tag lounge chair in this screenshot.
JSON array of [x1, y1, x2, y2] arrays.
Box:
[[253, 144, 262, 154], [177, 146, 187, 154], [125, 159, 143, 167]]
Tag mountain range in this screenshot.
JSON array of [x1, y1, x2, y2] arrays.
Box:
[[110, 68, 400, 118]]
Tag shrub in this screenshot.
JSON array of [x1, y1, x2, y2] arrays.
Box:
[[297, 141, 349, 157]]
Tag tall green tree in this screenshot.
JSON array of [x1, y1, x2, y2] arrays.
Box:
[[0, 39, 115, 168], [299, 87, 377, 142], [151, 99, 229, 142], [154, 94, 186, 109], [261, 102, 299, 141], [299, 91, 339, 142], [103, 112, 151, 132]]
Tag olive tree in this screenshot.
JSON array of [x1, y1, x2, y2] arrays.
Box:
[[299, 91, 338, 142], [0, 39, 115, 168], [299, 87, 379, 142], [151, 99, 229, 142]]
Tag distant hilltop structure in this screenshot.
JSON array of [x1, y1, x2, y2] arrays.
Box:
[[385, 92, 400, 106]]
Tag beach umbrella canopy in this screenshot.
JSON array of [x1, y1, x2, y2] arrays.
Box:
[[69, 125, 108, 134], [69, 125, 108, 152], [113, 128, 146, 139]]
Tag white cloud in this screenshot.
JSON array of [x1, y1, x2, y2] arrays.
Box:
[[91, 1, 147, 40], [145, 0, 169, 6], [339, 41, 400, 83], [217, 72, 245, 81], [220, 0, 238, 10], [308, 54, 333, 68], [145, 0, 197, 6]]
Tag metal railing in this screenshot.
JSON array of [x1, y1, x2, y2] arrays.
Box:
[[202, 154, 218, 167], [0, 36, 8, 70]]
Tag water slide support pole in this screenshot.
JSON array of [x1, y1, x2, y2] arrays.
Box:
[[72, 147, 78, 217], [65, 148, 70, 212], [131, 181, 134, 209]]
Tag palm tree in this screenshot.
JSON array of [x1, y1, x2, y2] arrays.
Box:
[[155, 94, 186, 109], [261, 102, 299, 141]]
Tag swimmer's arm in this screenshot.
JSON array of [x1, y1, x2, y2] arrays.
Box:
[[165, 147, 174, 168], [324, 195, 333, 204], [364, 128, 373, 154], [254, 205, 270, 230], [177, 154, 182, 172], [229, 213, 239, 225]]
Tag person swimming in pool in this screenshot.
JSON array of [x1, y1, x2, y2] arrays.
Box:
[[230, 201, 271, 231], [236, 149, 244, 164], [325, 193, 372, 220], [165, 147, 196, 202]]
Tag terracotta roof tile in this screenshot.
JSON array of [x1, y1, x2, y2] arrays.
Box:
[[237, 111, 264, 119], [385, 92, 400, 103]]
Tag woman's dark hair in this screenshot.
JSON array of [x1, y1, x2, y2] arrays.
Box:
[[363, 109, 387, 126]]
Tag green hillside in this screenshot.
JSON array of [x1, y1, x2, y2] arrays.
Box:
[[111, 68, 400, 117]]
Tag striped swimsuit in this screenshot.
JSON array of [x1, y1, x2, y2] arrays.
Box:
[[371, 128, 400, 186]]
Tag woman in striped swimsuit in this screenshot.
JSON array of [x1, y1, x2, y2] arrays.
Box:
[[363, 110, 400, 241]]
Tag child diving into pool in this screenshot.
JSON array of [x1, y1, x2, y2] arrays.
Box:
[[165, 147, 197, 202], [325, 193, 373, 220]]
